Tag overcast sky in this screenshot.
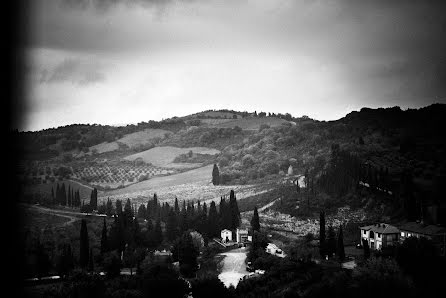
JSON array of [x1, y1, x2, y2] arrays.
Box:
[[22, 0, 446, 131]]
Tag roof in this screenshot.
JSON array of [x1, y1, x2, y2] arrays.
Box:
[[359, 223, 399, 234], [221, 229, 232, 233], [398, 222, 446, 235]]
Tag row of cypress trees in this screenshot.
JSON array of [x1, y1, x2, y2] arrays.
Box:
[[319, 210, 345, 261], [51, 183, 81, 207]]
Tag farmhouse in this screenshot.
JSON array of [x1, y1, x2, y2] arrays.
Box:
[[399, 222, 446, 256], [360, 223, 399, 250], [221, 229, 232, 243], [236, 228, 249, 243]]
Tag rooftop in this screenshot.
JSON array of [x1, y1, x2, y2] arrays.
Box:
[[359, 223, 399, 234], [398, 222, 446, 235]]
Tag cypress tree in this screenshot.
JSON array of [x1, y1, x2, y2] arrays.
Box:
[[56, 183, 61, 205], [337, 225, 345, 262], [101, 218, 108, 254], [116, 199, 123, 215], [362, 238, 370, 259], [207, 201, 219, 238], [166, 209, 179, 241], [174, 197, 180, 214], [61, 183, 67, 206], [51, 187, 55, 205], [68, 185, 71, 207], [137, 204, 147, 219], [319, 211, 326, 258], [327, 226, 336, 258], [154, 219, 163, 247], [251, 206, 260, 232], [212, 164, 220, 185], [88, 248, 94, 272], [79, 219, 89, 268], [229, 190, 241, 230]]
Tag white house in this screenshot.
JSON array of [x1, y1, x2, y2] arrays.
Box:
[[221, 229, 232, 243], [360, 223, 399, 250]]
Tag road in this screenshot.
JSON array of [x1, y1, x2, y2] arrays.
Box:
[[218, 248, 249, 288]]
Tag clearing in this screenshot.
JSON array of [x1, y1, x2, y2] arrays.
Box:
[[123, 146, 220, 168], [218, 247, 249, 288]]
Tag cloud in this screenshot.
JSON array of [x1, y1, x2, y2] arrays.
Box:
[[39, 58, 106, 85]]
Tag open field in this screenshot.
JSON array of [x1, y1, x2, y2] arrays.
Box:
[[123, 146, 220, 168], [99, 164, 266, 205], [116, 128, 171, 147], [213, 117, 290, 130], [89, 141, 120, 154]]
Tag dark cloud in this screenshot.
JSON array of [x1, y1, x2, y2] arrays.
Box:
[[39, 58, 106, 85]]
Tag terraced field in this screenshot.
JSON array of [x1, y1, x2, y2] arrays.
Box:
[[71, 164, 175, 189]]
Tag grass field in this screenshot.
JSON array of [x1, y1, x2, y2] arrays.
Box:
[[213, 117, 290, 130], [89, 141, 120, 154], [123, 146, 220, 168], [21, 205, 73, 231], [99, 164, 266, 206], [116, 128, 171, 148]]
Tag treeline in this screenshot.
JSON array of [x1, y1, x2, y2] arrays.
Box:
[[317, 144, 392, 198]]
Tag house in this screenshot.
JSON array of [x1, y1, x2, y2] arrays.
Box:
[[359, 223, 400, 250], [236, 228, 249, 243], [399, 222, 446, 256], [265, 243, 285, 258], [221, 229, 232, 243]]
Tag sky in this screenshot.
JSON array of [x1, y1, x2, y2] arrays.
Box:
[[21, 0, 446, 131]]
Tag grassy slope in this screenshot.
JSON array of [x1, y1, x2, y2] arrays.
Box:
[[99, 164, 266, 206]]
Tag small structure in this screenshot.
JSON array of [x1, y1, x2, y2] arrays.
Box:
[[287, 165, 293, 176], [399, 222, 446, 256], [221, 229, 232, 243], [360, 223, 399, 250], [265, 243, 285, 258], [236, 228, 249, 243]]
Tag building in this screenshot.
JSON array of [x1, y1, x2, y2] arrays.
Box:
[[265, 243, 285, 258], [236, 228, 249, 243], [221, 229, 232, 243], [399, 222, 446, 256], [359, 223, 400, 250]]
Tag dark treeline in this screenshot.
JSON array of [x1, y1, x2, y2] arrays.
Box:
[[316, 143, 444, 224], [52, 183, 82, 207]]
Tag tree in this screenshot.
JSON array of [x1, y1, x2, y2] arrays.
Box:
[[319, 211, 326, 258], [337, 225, 345, 262], [212, 164, 220, 185], [326, 226, 336, 258], [251, 206, 260, 232], [153, 219, 163, 247], [100, 218, 108, 254], [90, 188, 98, 210], [207, 201, 219, 238], [166, 209, 179, 241], [172, 232, 199, 278], [103, 251, 122, 278], [362, 238, 370, 260], [88, 248, 94, 272], [79, 219, 89, 268], [229, 190, 241, 231]]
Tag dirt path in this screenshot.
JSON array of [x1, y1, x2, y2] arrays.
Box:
[[218, 248, 249, 288]]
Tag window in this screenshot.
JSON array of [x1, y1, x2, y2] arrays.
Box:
[[401, 232, 405, 237], [377, 233, 381, 238], [363, 230, 366, 235], [408, 233, 411, 237]]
